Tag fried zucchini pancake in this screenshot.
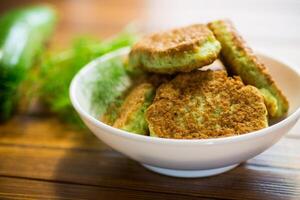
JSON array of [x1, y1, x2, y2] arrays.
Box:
[[102, 73, 171, 126], [129, 24, 221, 74], [208, 20, 289, 119], [146, 70, 268, 139], [113, 83, 155, 135]]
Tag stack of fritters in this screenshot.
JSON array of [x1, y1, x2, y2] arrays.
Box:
[[102, 21, 289, 139]]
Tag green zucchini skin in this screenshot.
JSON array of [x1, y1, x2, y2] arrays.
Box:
[[0, 6, 56, 121], [208, 20, 289, 119]]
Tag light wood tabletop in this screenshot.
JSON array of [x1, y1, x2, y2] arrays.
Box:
[[0, 0, 299, 199]]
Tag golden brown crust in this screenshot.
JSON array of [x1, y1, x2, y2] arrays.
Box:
[[113, 83, 153, 129], [129, 24, 221, 74], [208, 20, 274, 82], [146, 70, 268, 139], [131, 24, 214, 56], [208, 20, 289, 118]]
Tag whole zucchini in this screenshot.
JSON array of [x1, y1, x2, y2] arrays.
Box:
[[0, 6, 56, 121]]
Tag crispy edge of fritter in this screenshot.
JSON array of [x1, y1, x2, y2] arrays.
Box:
[[129, 24, 221, 74], [113, 82, 155, 135], [131, 24, 214, 55], [208, 20, 289, 119], [146, 70, 268, 139]]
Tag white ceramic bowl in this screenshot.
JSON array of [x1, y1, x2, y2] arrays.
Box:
[[70, 47, 300, 178]]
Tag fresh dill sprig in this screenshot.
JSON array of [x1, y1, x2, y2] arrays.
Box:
[[31, 29, 138, 127]]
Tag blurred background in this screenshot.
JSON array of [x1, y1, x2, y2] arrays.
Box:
[[1, 0, 300, 65]]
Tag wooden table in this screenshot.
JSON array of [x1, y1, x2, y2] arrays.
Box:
[[1, 1, 300, 199]]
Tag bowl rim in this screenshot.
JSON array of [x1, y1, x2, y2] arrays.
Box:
[[70, 47, 300, 145]]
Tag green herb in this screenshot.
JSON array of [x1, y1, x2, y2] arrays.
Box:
[[34, 29, 138, 127], [92, 56, 132, 122]]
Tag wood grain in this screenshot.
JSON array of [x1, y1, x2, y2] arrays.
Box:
[[0, 115, 104, 150], [0, 177, 209, 200], [0, 138, 300, 199]]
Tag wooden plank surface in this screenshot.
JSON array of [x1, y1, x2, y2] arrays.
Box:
[[0, 115, 103, 150], [0, 0, 300, 199], [0, 134, 300, 199], [1, 103, 298, 199], [0, 177, 209, 200]]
